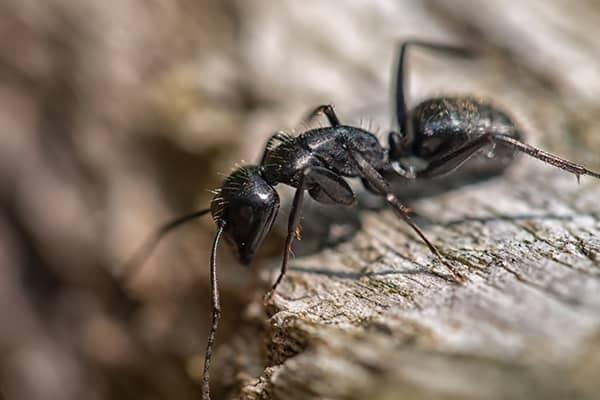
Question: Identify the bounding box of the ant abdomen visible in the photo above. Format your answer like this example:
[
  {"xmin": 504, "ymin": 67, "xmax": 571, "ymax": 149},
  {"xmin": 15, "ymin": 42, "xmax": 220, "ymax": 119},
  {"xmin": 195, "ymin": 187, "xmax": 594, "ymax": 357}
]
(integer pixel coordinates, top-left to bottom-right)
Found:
[
  {"xmin": 406, "ymin": 96, "xmax": 522, "ymax": 177},
  {"xmin": 412, "ymin": 97, "xmax": 519, "ymax": 154}
]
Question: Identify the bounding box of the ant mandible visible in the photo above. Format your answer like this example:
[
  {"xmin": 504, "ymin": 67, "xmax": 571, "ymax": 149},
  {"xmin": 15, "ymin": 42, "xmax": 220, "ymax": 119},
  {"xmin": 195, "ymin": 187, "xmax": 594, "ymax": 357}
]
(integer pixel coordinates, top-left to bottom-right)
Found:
[{"xmin": 122, "ymin": 40, "xmax": 600, "ymax": 400}]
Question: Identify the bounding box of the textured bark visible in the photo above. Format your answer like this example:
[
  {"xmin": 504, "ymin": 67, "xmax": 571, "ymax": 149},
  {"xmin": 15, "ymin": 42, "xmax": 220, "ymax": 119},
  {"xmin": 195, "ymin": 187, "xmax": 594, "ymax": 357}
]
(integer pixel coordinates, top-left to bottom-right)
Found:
[
  {"xmin": 228, "ymin": 164, "xmax": 600, "ymax": 400},
  {"xmin": 3, "ymin": 1, "xmax": 600, "ymax": 399},
  {"xmin": 217, "ymin": 2, "xmax": 600, "ymax": 398}
]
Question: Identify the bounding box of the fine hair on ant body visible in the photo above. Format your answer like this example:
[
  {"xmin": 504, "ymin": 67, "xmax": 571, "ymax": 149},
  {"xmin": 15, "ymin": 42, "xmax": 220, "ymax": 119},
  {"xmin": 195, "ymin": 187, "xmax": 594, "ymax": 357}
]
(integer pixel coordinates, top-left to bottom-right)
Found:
[{"xmin": 122, "ymin": 40, "xmax": 600, "ymax": 400}]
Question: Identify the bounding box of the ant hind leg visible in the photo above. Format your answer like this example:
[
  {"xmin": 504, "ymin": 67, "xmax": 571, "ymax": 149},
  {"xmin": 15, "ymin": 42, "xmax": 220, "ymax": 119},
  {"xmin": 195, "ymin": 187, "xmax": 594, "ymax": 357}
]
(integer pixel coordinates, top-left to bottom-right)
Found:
[
  {"xmin": 415, "ymin": 135, "xmax": 492, "ymax": 178},
  {"xmin": 492, "ymin": 134, "xmax": 600, "ymax": 182},
  {"xmin": 415, "ymin": 133, "xmax": 600, "ymax": 181},
  {"xmin": 350, "ymin": 147, "xmax": 465, "ymax": 283},
  {"xmin": 394, "ymin": 40, "xmax": 476, "ymax": 135}
]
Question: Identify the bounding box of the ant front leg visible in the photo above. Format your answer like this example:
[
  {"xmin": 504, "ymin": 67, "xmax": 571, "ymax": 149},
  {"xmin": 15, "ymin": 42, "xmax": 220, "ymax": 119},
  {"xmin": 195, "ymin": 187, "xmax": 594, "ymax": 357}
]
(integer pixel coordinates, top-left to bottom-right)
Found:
[
  {"xmin": 265, "ymin": 166, "xmax": 355, "ymax": 300},
  {"xmin": 349, "ymin": 146, "xmax": 465, "ymax": 283},
  {"xmin": 264, "ymin": 177, "xmax": 307, "ymax": 301}
]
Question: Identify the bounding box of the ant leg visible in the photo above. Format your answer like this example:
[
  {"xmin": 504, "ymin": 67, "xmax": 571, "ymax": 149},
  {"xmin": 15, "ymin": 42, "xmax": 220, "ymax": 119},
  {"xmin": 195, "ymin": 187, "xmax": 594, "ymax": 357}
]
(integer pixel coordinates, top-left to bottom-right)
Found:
[
  {"xmin": 350, "ymin": 148, "xmax": 465, "ymax": 283},
  {"xmin": 260, "ymin": 131, "xmax": 293, "ymax": 165},
  {"xmin": 416, "ymin": 135, "xmax": 492, "ymax": 178},
  {"xmin": 493, "ymin": 134, "xmax": 600, "ymax": 182},
  {"xmin": 202, "ymin": 223, "xmax": 225, "ymax": 400},
  {"xmin": 417, "ymin": 134, "xmax": 600, "ymax": 181},
  {"xmin": 393, "ymin": 40, "xmax": 475, "ymax": 136},
  {"xmin": 265, "ymin": 167, "xmax": 354, "ymax": 300},
  {"xmin": 304, "ymin": 104, "xmax": 341, "ymax": 127},
  {"xmin": 121, "ymin": 208, "xmax": 211, "ymax": 281},
  {"xmin": 264, "ymin": 175, "xmax": 308, "ymax": 300}
]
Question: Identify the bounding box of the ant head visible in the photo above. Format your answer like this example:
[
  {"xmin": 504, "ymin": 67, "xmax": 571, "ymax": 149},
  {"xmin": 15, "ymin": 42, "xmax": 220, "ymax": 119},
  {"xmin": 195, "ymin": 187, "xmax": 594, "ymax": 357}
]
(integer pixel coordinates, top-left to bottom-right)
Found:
[{"xmin": 211, "ymin": 166, "xmax": 279, "ymax": 265}]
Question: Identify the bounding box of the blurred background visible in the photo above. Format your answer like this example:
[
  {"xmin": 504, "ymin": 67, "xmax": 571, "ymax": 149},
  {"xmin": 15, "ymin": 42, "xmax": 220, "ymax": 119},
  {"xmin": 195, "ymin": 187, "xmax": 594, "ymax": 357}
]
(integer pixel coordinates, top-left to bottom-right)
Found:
[{"xmin": 1, "ymin": 1, "xmax": 600, "ymax": 399}]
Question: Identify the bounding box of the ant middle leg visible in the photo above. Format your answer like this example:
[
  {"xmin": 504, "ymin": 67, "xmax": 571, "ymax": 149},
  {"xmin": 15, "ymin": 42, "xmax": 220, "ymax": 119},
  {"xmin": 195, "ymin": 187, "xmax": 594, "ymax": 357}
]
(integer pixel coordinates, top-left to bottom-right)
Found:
[{"xmin": 349, "ymin": 147, "xmax": 465, "ymax": 283}]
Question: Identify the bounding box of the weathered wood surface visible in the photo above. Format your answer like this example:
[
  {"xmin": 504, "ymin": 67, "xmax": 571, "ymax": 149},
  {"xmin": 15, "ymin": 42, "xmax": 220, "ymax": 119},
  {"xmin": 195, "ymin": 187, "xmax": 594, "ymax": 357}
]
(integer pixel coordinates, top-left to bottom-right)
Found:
[
  {"xmin": 225, "ymin": 164, "xmax": 600, "ymax": 399},
  {"xmin": 3, "ymin": 1, "xmax": 600, "ymax": 399},
  {"xmin": 217, "ymin": 2, "xmax": 600, "ymax": 398}
]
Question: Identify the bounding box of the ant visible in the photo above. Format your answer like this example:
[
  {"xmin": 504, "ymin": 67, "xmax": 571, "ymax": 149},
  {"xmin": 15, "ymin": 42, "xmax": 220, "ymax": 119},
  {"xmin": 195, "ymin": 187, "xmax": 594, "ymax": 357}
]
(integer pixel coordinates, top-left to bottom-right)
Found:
[{"xmin": 122, "ymin": 40, "xmax": 600, "ymax": 400}]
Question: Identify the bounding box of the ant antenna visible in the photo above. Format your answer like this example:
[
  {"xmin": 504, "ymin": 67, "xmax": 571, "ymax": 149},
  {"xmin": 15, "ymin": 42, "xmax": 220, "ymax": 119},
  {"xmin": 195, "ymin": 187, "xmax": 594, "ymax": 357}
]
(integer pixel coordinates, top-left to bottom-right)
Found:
[
  {"xmin": 202, "ymin": 223, "xmax": 225, "ymax": 400},
  {"xmin": 120, "ymin": 208, "xmax": 211, "ymax": 281}
]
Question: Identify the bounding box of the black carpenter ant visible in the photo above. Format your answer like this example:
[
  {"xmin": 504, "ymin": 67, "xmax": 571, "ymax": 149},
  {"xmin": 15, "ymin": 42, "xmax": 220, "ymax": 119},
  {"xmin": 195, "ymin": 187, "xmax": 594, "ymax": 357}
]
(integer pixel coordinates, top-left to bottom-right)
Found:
[{"xmin": 122, "ymin": 40, "xmax": 600, "ymax": 400}]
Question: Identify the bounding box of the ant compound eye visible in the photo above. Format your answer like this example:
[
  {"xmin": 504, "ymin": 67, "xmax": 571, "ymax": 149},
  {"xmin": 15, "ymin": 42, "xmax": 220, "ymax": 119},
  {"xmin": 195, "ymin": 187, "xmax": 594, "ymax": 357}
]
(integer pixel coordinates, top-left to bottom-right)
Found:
[{"xmin": 211, "ymin": 166, "xmax": 280, "ymax": 265}]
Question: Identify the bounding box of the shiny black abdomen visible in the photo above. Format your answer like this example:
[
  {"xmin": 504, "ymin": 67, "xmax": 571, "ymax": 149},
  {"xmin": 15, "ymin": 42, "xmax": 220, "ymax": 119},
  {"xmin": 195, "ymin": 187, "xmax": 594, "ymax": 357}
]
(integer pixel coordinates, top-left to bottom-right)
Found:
[{"xmin": 410, "ymin": 97, "xmax": 521, "ymax": 160}]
